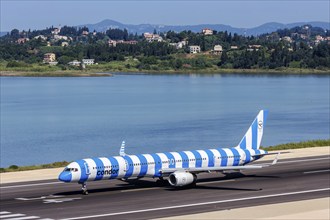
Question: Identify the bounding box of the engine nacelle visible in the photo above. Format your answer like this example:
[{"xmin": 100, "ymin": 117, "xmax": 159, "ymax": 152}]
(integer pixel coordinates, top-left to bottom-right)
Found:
[{"xmin": 168, "ymin": 171, "xmax": 196, "ymax": 187}]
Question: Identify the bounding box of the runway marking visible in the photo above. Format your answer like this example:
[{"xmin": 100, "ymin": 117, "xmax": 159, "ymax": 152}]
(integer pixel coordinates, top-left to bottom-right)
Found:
[
  {"xmin": 0, "ymin": 182, "xmax": 61, "ymax": 189},
  {"xmin": 0, "ymin": 213, "xmax": 25, "ymax": 218},
  {"xmin": 43, "ymin": 197, "xmax": 82, "ymax": 204},
  {"xmin": 6, "ymin": 216, "xmax": 39, "ymax": 220},
  {"xmin": 121, "ymin": 187, "xmax": 161, "ymax": 193},
  {"xmin": 60, "ymin": 188, "xmax": 330, "ymax": 220},
  {"xmin": 0, "ymin": 211, "xmax": 53, "ymax": 220},
  {"xmin": 198, "ymin": 179, "xmax": 235, "ymax": 185},
  {"xmin": 304, "ymin": 169, "xmax": 330, "ymax": 174},
  {"xmin": 15, "ymin": 195, "xmax": 81, "ymax": 204},
  {"xmin": 0, "ymin": 212, "xmax": 10, "ymax": 215}
]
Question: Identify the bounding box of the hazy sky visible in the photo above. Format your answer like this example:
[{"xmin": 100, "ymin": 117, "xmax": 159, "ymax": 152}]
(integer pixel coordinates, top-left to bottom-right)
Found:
[{"xmin": 1, "ymin": 0, "xmax": 329, "ymax": 31}]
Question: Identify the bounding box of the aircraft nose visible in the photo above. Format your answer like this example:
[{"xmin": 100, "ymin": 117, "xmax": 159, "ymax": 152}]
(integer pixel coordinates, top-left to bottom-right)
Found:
[{"xmin": 58, "ymin": 172, "xmax": 72, "ymax": 182}]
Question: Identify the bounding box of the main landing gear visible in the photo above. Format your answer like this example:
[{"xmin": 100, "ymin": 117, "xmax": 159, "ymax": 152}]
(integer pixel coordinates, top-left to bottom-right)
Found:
[
  {"xmin": 156, "ymin": 177, "xmax": 168, "ymax": 186},
  {"xmin": 81, "ymin": 182, "xmax": 88, "ymax": 195}
]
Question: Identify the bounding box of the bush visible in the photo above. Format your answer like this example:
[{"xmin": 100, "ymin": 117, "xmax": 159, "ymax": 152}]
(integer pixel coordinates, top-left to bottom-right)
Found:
[
  {"xmin": 9, "ymin": 165, "xmax": 18, "ymax": 169},
  {"xmin": 6, "ymin": 61, "xmax": 30, "ymax": 68}
]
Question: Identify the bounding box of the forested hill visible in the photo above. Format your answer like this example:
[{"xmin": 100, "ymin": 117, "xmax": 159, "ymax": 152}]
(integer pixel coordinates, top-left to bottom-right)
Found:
[{"xmin": 0, "ymin": 24, "xmax": 329, "ymax": 72}]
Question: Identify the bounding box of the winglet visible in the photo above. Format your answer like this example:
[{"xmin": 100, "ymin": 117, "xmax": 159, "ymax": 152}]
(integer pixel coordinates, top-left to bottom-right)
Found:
[{"xmin": 119, "ymin": 141, "xmax": 126, "ymax": 156}]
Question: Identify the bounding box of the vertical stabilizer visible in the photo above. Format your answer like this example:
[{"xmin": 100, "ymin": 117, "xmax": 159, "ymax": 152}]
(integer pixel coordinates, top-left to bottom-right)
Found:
[{"xmin": 238, "ymin": 110, "xmax": 268, "ymax": 150}]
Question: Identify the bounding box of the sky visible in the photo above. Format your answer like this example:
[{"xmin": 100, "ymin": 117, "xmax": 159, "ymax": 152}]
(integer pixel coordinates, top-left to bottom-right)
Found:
[{"xmin": 1, "ymin": 0, "xmax": 329, "ymax": 31}]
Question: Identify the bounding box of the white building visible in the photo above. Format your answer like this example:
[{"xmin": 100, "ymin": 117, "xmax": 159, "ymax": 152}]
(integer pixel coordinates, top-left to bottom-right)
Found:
[
  {"xmin": 61, "ymin": 42, "xmax": 69, "ymax": 47},
  {"xmin": 51, "ymin": 27, "xmax": 61, "ymax": 35},
  {"xmin": 202, "ymin": 28, "xmax": 213, "ymax": 36},
  {"xmin": 247, "ymin": 45, "xmax": 262, "ymax": 51},
  {"xmin": 34, "ymin": 35, "xmax": 47, "ymax": 41},
  {"xmin": 170, "ymin": 40, "xmax": 188, "ymax": 49},
  {"xmin": 82, "ymin": 59, "xmax": 95, "ymax": 65},
  {"xmin": 281, "ymin": 36, "xmax": 293, "ymax": 43},
  {"xmin": 212, "ymin": 45, "xmax": 223, "ymax": 54},
  {"xmin": 189, "ymin": 45, "xmax": 201, "ymax": 53},
  {"xmin": 68, "ymin": 60, "xmax": 81, "ymax": 66},
  {"xmin": 53, "ymin": 35, "xmax": 71, "ymax": 41},
  {"xmin": 144, "ymin": 32, "xmax": 163, "ymax": 42}
]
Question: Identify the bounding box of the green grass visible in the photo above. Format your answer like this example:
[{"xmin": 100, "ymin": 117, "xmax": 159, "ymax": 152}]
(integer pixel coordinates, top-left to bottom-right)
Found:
[
  {"xmin": 0, "ymin": 139, "xmax": 329, "ymax": 173},
  {"xmin": 1, "ymin": 59, "xmax": 329, "ymax": 76},
  {"xmin": 0, "ymin": 161, "xmax": 69, "ymax": 173},
  {"xmin": 260, "ymin": 139, "xmax": 330, "ymax": 151}
]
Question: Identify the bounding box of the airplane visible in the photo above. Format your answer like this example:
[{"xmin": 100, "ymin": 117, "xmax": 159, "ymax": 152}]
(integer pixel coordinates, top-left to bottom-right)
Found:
[{"xmin": 59, "ymin": 110, "xmax": 280, "ymax": 195}]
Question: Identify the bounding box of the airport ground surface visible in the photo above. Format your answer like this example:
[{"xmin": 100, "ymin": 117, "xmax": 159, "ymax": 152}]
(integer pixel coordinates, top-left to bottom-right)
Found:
[{"xmin": 0, "ymin": 147, "xmax": 329, "ymax": 220}]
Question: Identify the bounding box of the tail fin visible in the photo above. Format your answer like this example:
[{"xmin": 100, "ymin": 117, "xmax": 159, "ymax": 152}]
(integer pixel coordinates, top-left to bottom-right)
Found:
[{"xmin": 238, "ymin": 110, "xmax": 268, "ymax": 150}]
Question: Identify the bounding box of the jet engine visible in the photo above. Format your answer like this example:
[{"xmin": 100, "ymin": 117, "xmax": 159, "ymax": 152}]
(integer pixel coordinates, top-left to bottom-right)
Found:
[{"xmin": 168, "ymin": 171, "xmax": 197, "ymax": 187}]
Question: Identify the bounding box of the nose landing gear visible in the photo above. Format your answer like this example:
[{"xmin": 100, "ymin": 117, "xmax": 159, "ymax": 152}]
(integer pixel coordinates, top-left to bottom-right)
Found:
[{"xmin": 81, "ymin": 183, "xmax": 88, "ymax": 195}]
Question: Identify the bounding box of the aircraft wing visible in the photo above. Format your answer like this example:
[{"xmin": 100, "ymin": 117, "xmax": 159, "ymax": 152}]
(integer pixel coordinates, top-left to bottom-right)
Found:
[
  {"xmin": 160, "ymin": 165, "xmax": 264, "ymax": 174},
  {"xmin": 160, "ymin": 152, "xmax": 281, "ymax": 174}
]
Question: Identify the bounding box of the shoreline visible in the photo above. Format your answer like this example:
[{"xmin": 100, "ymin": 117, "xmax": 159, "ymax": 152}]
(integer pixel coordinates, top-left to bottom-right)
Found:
[
  {"xmin": 0, "ymin": 71, "xmax": 112, "ymax": 77},
  {"xmin": 1, "ymin": 67, "xmax": 329, "ymax": 77}
]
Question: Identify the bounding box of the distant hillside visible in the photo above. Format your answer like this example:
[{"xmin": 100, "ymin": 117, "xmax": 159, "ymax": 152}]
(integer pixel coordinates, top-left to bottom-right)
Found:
[
  {"xmin": 79, "ymin": 19, "xmax": 330, "ymax": 35},
  {"xmin": 0, "ymin": 32, "xmax": 8, "ymax": 37}
]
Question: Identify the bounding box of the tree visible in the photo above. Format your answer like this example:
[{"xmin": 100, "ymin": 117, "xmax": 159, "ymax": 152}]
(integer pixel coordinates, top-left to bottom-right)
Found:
[
  {"xmin": 219, "ymin": 50, "xmax": 228, "ymax": 66},
  {"xmin": 10, "ymin": 29, "xmax": 20, "ymax": 40},
  {"xmin": 57, "ymin": 55, "xmax": 73, "ymax": 65}
]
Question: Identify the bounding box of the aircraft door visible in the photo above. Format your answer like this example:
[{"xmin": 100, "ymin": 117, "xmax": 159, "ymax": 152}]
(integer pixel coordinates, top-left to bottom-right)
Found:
[
  {"xmin": 84, "ymin": 162, "xmax": 91, "ymax": 175},
  {"xmin": 124, "ymin": 160, "xmax": 129, "ymax": 172}
]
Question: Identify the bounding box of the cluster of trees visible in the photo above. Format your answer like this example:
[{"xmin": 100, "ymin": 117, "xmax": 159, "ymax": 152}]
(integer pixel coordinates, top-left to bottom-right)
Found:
[
  {"xmin": 0, "ymin": 24, "xmax": 329, "ymax": 70},
  {"xmin": 218, "ymin": 41, "xmax": 329, "ymax": 69}
]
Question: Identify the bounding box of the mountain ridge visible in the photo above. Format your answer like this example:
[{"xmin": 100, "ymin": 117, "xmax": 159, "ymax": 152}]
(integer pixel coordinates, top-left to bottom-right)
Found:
[{"xmin": 78, "ymin": 19, "xmax": 329, "ymax": 35}]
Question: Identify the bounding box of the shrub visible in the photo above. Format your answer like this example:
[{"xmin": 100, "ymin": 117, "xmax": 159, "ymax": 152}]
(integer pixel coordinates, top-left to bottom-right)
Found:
[{"xmin": 9, "ymin": 165, "xmax": 18, "ymax": 169}]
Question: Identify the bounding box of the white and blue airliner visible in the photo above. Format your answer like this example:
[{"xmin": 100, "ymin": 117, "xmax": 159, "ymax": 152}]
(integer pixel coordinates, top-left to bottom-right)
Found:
[{"xmin": 59, "ymin": 110, "xmax": 280, "ymax": 194}]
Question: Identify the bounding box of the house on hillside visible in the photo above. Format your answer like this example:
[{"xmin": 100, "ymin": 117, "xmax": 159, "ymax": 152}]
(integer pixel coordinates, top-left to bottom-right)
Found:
[
  {"xmin": 82, "ymin": 59, "xmax": 95, "ymax": 65},
  {"xmin": 189, "ymin": 45, "xmax": 201, "ymax": 53},
  {"xmin": 82, "ymin": 31, "xmax": 89, "ymax": 36},
  {"xmin": 51, "ymin": 27, "xmax": 61, "ymax": 35},
  {"xmin": 170, "ymin": 40, "xmax": 188, "ymax": 49},
  {"xmin": 43, "ymin": 53, "xmax": 56, "ymax": 63},
  {"xmin": 247, "ymin": 45, "xmax": 262, "ymax": 51},
  {"xmin": 68, "ymin": 60, "xmax": 81, "ymax": 66},
  {"xmin": 211, "ymin": 45, "xmax": 223, "ymax": 55},
  {"xmin": 202, "ymin": 28, "xmax": 213, "ymax": 36},
  {"xmin": 34, "ymin": 35, "xmax": 47, "ymax": 41},
  {"xmin": 108, "ymin": 40, "xmax": 117, "ymax": 47},
  {"xmin": 143, "ymin": 32, "xmax": 163, "ymax": 42},
  {"xmin": 16, "ymin": 38, "xmax": 29, "ymax": 44},
  {"xmin": 61, "ymin": 42, "xmax": 69, "ymax": 47},
  {"xmin": 281, "ymin": 36, "xmax": 293, "ymax": 43}
]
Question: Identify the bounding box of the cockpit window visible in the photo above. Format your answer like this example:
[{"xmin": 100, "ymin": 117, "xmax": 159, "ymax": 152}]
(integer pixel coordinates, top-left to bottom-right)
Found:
[{"xmin": 64, "ymin": 168, "xmax": 78, "ymax": 172}]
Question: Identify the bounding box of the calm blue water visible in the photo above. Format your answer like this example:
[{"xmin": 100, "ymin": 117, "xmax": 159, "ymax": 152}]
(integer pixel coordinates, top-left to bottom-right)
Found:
[{"xmin": 1, "ymin": 74, "xmax": 329, "ymax": 167}]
